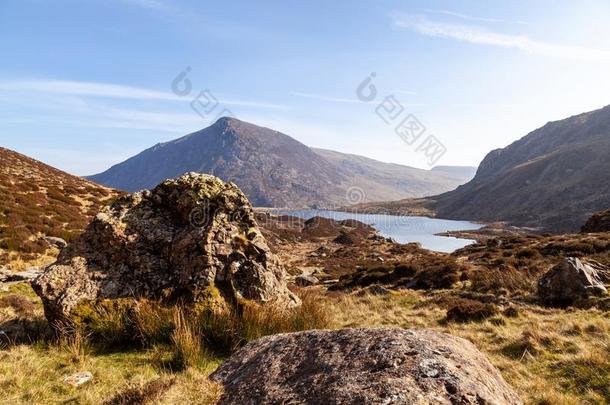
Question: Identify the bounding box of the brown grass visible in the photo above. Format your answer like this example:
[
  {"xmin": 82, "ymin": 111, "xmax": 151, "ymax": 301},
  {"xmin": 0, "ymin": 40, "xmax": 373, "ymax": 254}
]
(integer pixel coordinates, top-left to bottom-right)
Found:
[
  {"xmin": 104, "ymin": 377, "xmax": 176, "ymax": 405},
  {"xmin": 171, "ymin": 307, "xmax": 204, "ymax": 370}
]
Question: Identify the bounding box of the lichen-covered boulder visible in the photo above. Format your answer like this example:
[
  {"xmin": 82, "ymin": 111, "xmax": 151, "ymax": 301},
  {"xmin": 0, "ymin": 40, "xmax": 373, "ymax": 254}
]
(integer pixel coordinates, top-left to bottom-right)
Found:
[
  {"xmin": 32, "ymin": 172, "xmax": 299, "ymax": 326},
  {"xmin": 211, "ymin": 328, "xmax": 522, "ymax": 405},
  {"xmin": 538, "ymin": 257, "xmax": 608, "ymax": 305}
]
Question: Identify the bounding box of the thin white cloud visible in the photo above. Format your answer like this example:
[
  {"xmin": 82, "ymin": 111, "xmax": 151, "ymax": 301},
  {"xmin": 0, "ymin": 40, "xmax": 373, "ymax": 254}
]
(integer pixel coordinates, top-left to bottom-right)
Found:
[
  {"xmin": 117, "ymin": 0, "xmax": 170, "ymax": 11},
  {"xmin": 423, "ymin": 9, "xmax": 529, "ymax": 25},
  {"xmin": 0, "ymin": 79, "xmax": 288, "ymax": 110},
  {"xmin": 293, "ymin": 92, "xmax": 363, "ymax": 104},
  {"xmin": 392, "ymin": 13, "xmax": 610, "ymax": 62}
]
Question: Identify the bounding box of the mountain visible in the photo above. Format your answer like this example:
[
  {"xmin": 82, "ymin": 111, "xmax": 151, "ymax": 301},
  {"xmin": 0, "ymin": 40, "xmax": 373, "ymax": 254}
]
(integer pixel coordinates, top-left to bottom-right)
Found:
[
  {"xmin": 312, "ymin": 148, "xmax": 476, "ymax": 202},
  {"xmin": 432, "ymin": 105, "xmax": 610, "ymax": 231},
  {"xmin": 0, "ymin": 147, "xmax": 118, "ymax": 264},
  {"xmin": 89, "ymin": 118, "xmax": 474, "ymax": 208}
]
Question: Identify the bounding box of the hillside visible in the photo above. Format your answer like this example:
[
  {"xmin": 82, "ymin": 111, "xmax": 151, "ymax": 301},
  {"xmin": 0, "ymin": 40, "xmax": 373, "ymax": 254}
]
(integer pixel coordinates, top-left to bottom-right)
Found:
[
  {"xmin": 431, "ymin": 105, "xmax": 610, "ymax": 231},
  {"xmin": 347, "ymin": 105, "xmax": 610, "ymax": 232},
  {"xmin": 0, "ymin": 147, "xmax": 118, "ymax": 265},
  {"xmin": 313, "ymin": 148, "xmax": 475, "ymax": 202},
  {"xmin": 89, "ymin": 118, "xmax": 474, "ymax": 208}
]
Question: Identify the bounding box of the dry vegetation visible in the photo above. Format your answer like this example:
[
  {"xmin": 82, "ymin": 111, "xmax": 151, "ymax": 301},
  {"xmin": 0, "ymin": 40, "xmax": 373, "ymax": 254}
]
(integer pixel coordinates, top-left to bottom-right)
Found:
[
  {"xmin": 0, "ymin": 283, "xmax": 330, "ymax": 404},
  {"xmin": 0, "ymin": 203, "xmax": 608, "ymax": 403},
  {"xmin": 1, "ymin": 280, "xmax": 608, "ymax": 404},
  {"xmin": 0, "ymin": 148, "xmax": 118, "ymax": 267}
]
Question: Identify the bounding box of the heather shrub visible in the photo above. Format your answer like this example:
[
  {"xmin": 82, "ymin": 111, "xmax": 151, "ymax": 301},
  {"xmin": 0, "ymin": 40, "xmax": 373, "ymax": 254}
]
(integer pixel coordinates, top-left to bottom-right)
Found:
[{"xmin": 445, "ymin": 299, "xmax": 499, "ymax": 322}]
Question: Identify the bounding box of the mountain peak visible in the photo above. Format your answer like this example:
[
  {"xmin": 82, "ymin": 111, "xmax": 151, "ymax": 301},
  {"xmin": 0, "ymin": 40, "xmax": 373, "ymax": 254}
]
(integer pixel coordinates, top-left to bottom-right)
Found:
[
  {"xmin": 211, "ymin": 116, "xmax": 253, "ymax": 133},
  {"xmin": 88, "ymin": 120, "xmax": 474, "ymax": 207}
]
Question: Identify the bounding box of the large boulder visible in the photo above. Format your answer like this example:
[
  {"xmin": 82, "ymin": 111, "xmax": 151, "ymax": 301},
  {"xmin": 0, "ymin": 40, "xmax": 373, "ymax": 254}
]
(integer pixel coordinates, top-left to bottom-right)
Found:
[
  {"xmin": 32, "ymin": 173, "xmax": 299, "ymax": 326},
  {"xmin": 211, "ymin": 328, "xmax": 522, "ymax": 405},
  {"xmin": 538, "ymin": 257, "xmax": 608, "ymax": 305}
]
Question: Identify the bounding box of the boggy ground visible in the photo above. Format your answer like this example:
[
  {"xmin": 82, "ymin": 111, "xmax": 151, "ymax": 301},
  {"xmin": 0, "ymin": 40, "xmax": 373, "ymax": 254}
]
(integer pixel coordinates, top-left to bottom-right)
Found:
[{"xmin": 0, "ymin": 214, "xmax": 608, "ymax": 404}]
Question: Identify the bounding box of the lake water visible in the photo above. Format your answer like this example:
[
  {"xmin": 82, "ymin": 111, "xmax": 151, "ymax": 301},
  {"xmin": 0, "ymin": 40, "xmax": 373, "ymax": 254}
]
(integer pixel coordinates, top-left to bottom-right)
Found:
[{"xmin": 275, "ymin": 210, "xmax": 483, "ymax": 253}]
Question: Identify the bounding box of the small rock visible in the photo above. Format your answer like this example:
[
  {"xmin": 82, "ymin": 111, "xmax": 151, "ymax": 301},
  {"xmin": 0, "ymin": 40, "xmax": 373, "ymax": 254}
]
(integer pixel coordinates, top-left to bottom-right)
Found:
[
  {"xmin": 356, "ymin": 284, "xmax": 390, "ymax": 297},
  {"xmin": 315, "ymin": 245, "xmax": 331, "ymax": 254},
  {"xmin": 43, "ymin": 236, "xmax": 68, "ymax": 249},
  {"xmin": 333, "ymin": 232, "xmax": 354, "ymax": 245},
  {"xmin": 0, "ymin": 266, "xmax": 11, "ymax": 282},
  {"xmin": 8, "ymin": 267, "xmax": 41, "ymax": 282},
  {"xmin": 295, "ymin": 275, "xmax": 319, "ymax": 287},
  {"xmin": 63, "ymin": 371, "xmax": 93, "ymax": 387}
]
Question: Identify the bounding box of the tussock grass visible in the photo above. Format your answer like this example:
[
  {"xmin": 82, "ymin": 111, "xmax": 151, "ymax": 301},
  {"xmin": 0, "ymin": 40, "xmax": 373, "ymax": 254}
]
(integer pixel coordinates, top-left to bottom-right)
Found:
[{"xmin": 171, "ymin": 307, "xmax": 204, "ymax": 370}]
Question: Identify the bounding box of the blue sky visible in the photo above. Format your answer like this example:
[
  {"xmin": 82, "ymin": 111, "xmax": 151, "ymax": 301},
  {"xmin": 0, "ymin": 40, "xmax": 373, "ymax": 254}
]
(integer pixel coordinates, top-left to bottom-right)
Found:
[{"xmin": 2, "ymin": 0, "xmax": 610, "ymax": 175}]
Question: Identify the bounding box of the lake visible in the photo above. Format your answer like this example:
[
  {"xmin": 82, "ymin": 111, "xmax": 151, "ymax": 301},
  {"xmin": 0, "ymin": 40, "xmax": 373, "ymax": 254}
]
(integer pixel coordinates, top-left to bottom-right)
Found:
[{"xmin": 275, "ymin": 210, "xmax": 483, "ymax": 253}]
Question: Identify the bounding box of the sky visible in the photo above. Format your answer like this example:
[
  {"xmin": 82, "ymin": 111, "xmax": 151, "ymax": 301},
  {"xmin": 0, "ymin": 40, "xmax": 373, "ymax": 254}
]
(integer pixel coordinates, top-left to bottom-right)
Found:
[{"xmin": 2, "ymin": 0, "xmax": 610, "ymax": 175}]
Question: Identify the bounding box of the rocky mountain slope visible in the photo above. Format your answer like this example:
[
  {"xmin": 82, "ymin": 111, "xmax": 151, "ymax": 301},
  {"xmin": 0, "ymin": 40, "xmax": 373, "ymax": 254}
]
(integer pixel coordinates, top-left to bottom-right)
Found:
[
  {"xmin": 431, "ymin": 105, "xmax": 610, "ymax": 231},
  {"xmin": 351, "ymin": 105, "xmax": 610, "ymax": 232},
  {"xmin": 0, "ymin": 147, "xmax": 118, "ymax": 265},
  {"xmin": 89, "ymin": 118, "xmax": 474, "ymax": 208}
]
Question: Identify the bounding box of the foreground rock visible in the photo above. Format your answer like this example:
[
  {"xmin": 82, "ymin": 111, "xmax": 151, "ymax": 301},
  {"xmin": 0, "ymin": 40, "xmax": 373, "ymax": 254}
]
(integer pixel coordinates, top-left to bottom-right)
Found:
[
  {"xmin": 32, "ymin": 173, "xmax": 298, "ymax": 326},
  {"xmin": 538, "ymin": 257, "xmax": 608, "ymax": 305},
  {"xmin": 211, "ymin": 328, "xmax": 522, "ymax": 405}
]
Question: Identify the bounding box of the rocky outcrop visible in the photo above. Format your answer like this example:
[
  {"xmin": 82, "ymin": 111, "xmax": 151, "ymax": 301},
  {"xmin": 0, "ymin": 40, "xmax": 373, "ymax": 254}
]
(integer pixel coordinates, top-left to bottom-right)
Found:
[
  {"xmin": 538, "ymin": 257, "xmax": 608, "ymax": 305},
  {"xmin": 211, "ymin": 328, "xmax": 522, "ymax": 405},
  {"xmin": 581, "ymin": 209, "xmax": 610, "ymax": 233},
  {"xmin": 32, "ymin": 173, "xmax": 298, "ymax": 326}
]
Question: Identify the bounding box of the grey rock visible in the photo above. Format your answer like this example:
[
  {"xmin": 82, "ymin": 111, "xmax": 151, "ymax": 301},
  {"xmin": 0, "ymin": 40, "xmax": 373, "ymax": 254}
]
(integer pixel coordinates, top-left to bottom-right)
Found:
[
  {"xmin": 211, "ymin": 328, "xmax": 522, "ymax": 405},
  {"xmin": 294, "ymin": 275, "xmax": 319, "ymax": 287},
  {"xmin": 0, "ymin": 266, "xmax": 11, "ymax": 282},
  {"xmin": 8, "ymin": 267, "xmax": 41, "ymax": 282},
  {"xmin": 43, "ymin": 236, "xmax": 68, "ymax": 249},
  {"xmin": 538, "ymin": 257, "xmax": 608, "ymax": 305},
  {"xmin": 63, "ymin": 371, "xmax": 93, "ymax": 387},
  {"xmin": 356, "ymin": 284, "xmax": 390, "ymax": 297},
  {"xmin": 32, "ymin": 173, "xmax": 299, "ymax": 326}
]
